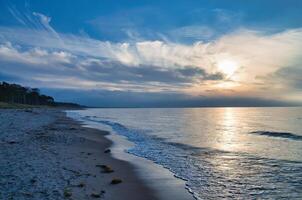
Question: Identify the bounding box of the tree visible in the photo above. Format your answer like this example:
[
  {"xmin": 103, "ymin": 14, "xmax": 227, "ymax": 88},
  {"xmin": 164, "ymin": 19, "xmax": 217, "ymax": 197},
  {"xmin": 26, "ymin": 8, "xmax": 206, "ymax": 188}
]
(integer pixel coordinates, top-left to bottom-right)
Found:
[{"xmin": 0, "ymin": 82, "xmax": 55, "ymax": 105}]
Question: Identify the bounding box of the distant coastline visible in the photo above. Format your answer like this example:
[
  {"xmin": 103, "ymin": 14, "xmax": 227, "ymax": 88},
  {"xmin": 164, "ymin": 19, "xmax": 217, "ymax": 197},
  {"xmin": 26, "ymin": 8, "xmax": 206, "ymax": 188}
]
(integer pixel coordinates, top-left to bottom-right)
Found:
[{"xmin": 0, "ymin": 81, "xmax": 83, "ymax": 108}]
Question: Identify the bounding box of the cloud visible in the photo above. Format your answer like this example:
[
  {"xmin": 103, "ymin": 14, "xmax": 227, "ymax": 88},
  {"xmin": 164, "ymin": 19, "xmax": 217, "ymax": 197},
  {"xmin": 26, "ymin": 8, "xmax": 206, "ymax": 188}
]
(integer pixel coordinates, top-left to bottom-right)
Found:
[
  {"xmin": 81, "ymin": 60, "xmax": 224, "ymax": 84},
  {"xmin": 169, "ymin": 25, "xmax": 215, "ymax": 40},
  {"xmin": 1, "ymin": 11, "xmax": 302, "ymax": 103},
  {"xmin": 32, "ymin": 12, "xmax": 51, "ymax": 25},
  {"xmin": 1, "ymin": 25, "xmax": 301, "ymax": 73},
  {"xmin": 258, "ymin": 66, "xmax": 302, "ymax": 93},
  {"xmin": 212, "ymin": 8, "xmax": 243, "ymax": 24},
  {"xmin": 7, "ymin": 6, "xmax": 27, "ymax": 26},
  {"xmin": 31, "ymin": 12, "xmax": 64, "ymax": 45},
  {"xmin": 274, "ymin": 67, "xmax": 302, "ymax": 89},
  {"xmin": 0, "ymin": 42, "xmax": 74, "ymax": 65},
  {"xmin": 0, "ymin": 42, "xmax": 225, "ymax": 94}
]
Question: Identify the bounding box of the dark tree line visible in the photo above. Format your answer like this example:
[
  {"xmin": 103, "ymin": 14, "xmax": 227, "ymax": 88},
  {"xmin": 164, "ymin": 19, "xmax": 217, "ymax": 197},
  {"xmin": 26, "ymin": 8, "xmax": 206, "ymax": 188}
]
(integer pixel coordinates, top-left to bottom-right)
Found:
[{"xmin": 0, "ymin": 82, "xmax": 55, "ymax": 105}]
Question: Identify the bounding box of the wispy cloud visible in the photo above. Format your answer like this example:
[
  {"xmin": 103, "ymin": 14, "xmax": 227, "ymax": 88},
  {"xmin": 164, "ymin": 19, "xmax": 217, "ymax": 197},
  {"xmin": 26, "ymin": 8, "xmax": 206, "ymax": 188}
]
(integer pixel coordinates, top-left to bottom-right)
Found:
[
  {"xmin": 169, "ymin": 25, "xmax": 215, "ymax": 41},
  {"xmin": 1, "ymin": 11, "xmax": 302, "ymax": 102},
  {"xmin": 32, "ymin": 12, "xmax": 62, "ymax": 41}
]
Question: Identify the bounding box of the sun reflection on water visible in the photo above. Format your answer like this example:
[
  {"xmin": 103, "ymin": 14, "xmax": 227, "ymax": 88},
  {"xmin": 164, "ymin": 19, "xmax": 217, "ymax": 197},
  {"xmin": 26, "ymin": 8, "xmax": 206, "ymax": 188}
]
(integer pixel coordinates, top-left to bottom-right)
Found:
[{"xmin": 215, "ymin": 107, "xmax": 241, "ymax": 152}]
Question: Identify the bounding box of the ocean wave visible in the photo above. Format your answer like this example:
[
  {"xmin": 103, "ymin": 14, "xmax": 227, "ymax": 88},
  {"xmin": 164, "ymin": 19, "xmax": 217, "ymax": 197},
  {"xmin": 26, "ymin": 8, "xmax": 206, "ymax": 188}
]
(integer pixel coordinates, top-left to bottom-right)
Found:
[
  {"xmin": 250, "ymin": 131, "xmax": 302, "ymax": 141},
  {"xmin": 80, "ymin": 115, "xmax": 302, "ymax": 199}
]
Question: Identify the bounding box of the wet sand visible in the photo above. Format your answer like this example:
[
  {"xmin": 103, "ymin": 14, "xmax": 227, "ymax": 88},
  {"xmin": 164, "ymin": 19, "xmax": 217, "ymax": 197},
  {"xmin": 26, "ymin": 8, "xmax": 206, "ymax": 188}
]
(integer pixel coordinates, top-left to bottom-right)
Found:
[{"xmin": 0, "ymin": 108, "xmax": 194, "ymax": 200}]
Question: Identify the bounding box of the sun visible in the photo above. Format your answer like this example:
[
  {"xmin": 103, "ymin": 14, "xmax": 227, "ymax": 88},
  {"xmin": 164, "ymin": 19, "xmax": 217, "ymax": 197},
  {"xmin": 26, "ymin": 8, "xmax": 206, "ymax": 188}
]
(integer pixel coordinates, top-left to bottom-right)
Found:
[{"xmin": 217, "ymin": 60, "xmax": 238, "ymax": 77}]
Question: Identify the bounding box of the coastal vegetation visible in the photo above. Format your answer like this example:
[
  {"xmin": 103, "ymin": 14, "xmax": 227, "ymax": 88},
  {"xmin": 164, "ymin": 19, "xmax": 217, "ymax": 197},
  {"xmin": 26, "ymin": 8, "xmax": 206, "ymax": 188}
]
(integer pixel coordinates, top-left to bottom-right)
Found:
[{"xmin": 0, "ymin": 81, "xmax": 81, "ymax": 108}]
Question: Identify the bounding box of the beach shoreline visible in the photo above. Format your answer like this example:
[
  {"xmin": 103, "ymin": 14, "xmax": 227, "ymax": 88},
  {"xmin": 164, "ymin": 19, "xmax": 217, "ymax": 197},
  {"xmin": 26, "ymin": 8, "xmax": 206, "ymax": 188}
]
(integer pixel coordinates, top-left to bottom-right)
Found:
[
  {"xmin": 69, "ymin": 110, "xmax": 195, "ymax": 200},
  {"xmin": 0, "ymin": 108, "xmax": 194, "ymax": 200}
]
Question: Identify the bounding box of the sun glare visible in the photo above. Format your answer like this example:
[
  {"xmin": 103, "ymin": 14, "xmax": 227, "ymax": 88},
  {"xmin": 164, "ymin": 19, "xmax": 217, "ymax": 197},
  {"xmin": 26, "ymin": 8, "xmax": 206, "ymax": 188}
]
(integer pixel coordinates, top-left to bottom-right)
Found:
[{"xmin": 218, "ymin": 60, "xmax": 238, "ymax": 77}]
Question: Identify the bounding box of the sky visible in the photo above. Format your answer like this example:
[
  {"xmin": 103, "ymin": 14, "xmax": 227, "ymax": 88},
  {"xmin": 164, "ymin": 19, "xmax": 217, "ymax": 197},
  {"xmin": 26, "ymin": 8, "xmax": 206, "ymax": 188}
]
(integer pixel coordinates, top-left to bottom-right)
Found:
[{"xmin": 0, "ymin": 0, "xmax": 302, "ymax": 107}]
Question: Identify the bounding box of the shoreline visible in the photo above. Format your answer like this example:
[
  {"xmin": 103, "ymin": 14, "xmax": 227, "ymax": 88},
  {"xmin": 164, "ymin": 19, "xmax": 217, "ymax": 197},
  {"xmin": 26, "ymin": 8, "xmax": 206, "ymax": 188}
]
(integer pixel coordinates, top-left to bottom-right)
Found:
[
  {"xmin": 0, "ymin": 108, "xmax": 194, "ymax": 200},
  {"xmin": 73, "ymin": 112, "xmax": 195, "ymax": 200},
  {"xmin": 0, "ymin": 108, "xmax": 156, "ymax": 199}
]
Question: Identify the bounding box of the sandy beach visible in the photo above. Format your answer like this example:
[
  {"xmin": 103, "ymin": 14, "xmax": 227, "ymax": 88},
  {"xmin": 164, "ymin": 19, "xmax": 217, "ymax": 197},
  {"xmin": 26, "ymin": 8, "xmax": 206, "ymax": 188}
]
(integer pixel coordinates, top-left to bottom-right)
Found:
[
  {"xmin": 0, "ymin": 108, "xmax": 155, "ymax": 200},
  {"xmin": 0, "ymin": 108, "xmax": 194, "ymax": 200}
]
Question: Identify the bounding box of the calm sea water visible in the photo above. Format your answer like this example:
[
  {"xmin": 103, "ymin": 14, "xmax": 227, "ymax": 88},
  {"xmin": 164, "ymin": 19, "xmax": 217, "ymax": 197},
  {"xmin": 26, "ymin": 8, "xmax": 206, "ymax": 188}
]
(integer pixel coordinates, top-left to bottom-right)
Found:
[{"xmin": 68, "ymin": 107, "xmax": 302, "ymax": 199}]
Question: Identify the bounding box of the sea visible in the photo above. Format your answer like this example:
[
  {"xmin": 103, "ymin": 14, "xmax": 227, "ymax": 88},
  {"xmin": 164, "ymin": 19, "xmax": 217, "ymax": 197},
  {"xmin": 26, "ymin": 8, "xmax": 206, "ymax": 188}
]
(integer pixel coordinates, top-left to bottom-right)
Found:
[{"xmin": 67, "ymin": 107, "xmax": 302, "ymax": 199}]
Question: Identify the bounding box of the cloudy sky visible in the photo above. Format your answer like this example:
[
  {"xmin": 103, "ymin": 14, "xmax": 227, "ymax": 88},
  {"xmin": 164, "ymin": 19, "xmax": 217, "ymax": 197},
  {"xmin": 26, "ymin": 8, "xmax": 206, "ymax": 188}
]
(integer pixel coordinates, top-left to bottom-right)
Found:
[{"xmin": 0, "ymin": 0, "xmax": 302, "ymax": 107}]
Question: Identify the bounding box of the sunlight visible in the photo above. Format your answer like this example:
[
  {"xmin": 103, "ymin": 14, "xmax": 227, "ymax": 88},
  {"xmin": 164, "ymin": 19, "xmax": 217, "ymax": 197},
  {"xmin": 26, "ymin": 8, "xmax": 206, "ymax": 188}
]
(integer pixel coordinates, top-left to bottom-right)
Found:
[
  {"xmin": 216, "ymin": 107, "xmax": 239, "ymax": 151},
  {"xmin": 218, "ymin": 60, "xmax": 238, "ymax": 77},
  {"xmin": 215, "ymin": 81, "xmax": 239, "ymax": 89}
]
